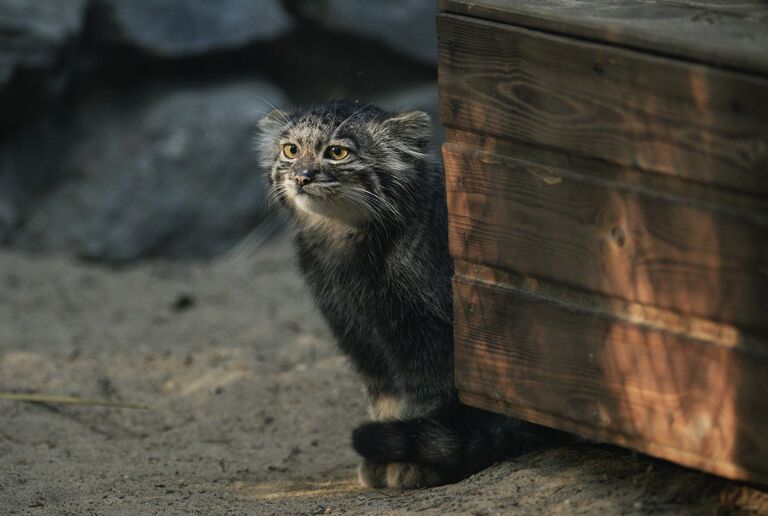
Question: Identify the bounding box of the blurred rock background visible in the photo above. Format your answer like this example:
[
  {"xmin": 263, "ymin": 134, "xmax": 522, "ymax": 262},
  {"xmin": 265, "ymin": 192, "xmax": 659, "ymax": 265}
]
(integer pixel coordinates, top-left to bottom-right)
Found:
[{"xmin": 0, "ymin": 0, "xmax": 440, "ymax": 262}]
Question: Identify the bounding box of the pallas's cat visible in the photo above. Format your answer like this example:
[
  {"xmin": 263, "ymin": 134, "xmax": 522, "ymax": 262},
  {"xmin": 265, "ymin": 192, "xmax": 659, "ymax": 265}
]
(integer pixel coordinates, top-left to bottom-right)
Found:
[{"xmin": 258, "ymin": 101, "xmax": 553, "ymax": 488}]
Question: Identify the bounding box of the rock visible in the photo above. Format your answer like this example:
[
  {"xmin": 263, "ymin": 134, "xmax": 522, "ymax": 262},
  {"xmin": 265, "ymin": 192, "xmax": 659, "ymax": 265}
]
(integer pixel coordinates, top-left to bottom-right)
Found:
[
  {"xmin": 0, "ymin": 0, "xmax": 86, "ymax": 88},
  {"xmin": 0, "ymin": 115, "xmax": 74, "ymax": 246},
  {"xmin": 92, "ymin": 0, "xmax": 292, "ymax": 57},
  {"xmin": 296, "ymin": 0, "xmax": 437, "ymax": 65},
  {"xmin": 0, "ymin": 175, "xmax": 19, "ymax": 244},
  {"xmin": 19, "ymin": 80, "xmax": 287, "ymax": 262}
]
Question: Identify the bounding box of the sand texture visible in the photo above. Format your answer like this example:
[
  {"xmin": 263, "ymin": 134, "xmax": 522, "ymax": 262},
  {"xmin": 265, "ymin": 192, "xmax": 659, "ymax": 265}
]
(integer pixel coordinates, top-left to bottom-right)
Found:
[{"xmin": 1, "ymin": 236, "xmax": 766, "ymax": 514}]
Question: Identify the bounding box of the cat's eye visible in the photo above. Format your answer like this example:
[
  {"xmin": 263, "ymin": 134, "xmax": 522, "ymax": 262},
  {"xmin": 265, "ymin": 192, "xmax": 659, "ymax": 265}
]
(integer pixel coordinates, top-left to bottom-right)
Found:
[
  {"xmin": 282, "ymin": 143, "xmax": 299, "ymax": 159},
  {"xmin": 325, "ymin": 146, "xmax": 350, "ymax": 161}
]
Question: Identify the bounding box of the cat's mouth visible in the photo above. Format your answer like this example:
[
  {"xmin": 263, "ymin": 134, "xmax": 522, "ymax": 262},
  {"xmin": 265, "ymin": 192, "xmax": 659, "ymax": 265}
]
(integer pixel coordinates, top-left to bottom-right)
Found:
[
  {"xmin": 297, "ymin": 181, "xmax": 341, "ymax": 197},
  {"xmin": 289, "ymin": 180, "xmax": 372, "ymax": 226}
]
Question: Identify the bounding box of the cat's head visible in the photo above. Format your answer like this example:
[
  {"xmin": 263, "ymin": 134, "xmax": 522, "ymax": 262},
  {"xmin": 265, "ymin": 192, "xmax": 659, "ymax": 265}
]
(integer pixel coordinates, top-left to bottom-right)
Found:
[{"xmin": 257, "ymin": 101, "xmax": 431, "ymax": 228}]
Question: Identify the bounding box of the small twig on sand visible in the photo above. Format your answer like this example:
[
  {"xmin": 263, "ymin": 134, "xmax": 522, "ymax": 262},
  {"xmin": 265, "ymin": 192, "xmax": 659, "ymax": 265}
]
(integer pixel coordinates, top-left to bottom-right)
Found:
[{"xmin": 0, "ymin": 392, "xmax": 150, "ymax": 410}]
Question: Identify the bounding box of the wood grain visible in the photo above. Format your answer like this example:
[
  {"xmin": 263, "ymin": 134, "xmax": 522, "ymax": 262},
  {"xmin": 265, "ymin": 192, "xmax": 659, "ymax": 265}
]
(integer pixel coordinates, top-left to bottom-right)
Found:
[
  {"xmin": 453, "ymin": 271, "xmax": 768, "ymax": 485},
  {"xmin": 445, "ymin": 128, "xmax": 768, "ymax": 222},
  {"xmin": 443, "ymin": 143, "xmax": 768, "ymax": 332},
  {"xmin": 437, "ymin": 13, "xmax": 768, "ymax": 193},
  {"xmin": 438, "ymin": 5, "xmax": 768, "ymax": 486},
  {"xmin": 454, "ymin": 260, "xmax": 768, "ymax": 359},
  {"xmin": 438, "ymin": 0, "xmax": 768, "ymax": 76}
]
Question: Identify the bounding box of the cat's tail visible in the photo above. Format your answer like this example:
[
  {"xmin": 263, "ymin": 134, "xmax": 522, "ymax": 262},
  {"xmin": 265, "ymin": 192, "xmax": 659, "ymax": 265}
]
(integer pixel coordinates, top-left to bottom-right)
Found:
[{"xmin": 352, "ymin": 403, "xmax": 564, "ymax": 487}]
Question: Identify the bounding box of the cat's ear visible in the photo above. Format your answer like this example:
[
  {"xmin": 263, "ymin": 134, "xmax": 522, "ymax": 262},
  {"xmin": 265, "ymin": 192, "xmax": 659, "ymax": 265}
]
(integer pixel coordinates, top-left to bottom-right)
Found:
[
  {"xmin": 383, "ymin": 111, "xmax": 432, "ymax": 146},
  {"xmin": 258, "ymin": 109, "xmax": 287, "ymax": 134}
]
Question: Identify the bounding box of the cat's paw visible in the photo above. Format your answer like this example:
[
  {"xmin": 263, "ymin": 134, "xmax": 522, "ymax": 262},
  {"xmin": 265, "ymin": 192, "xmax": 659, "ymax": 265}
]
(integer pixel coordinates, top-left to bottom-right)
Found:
[
  {"xmin": 385, "ymin": 462, "xmax": 443, "ymax": 489},
  {"xmin": 358, "ymin": 459, "xmax": 388, "ymax": 488},
  {"xmin": 358, "ymin": 460, "xmax": 449, "ymax": 489}
]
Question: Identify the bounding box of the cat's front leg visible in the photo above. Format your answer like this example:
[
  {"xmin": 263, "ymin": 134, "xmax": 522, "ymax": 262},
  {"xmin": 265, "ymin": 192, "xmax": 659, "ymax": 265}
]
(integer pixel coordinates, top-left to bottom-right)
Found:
[
  {"xmin": 368, "ymin": 392, "xmax": 403, "ymax": 421},
  {"xmin": 358, "ymin": 392, "xmax": 459, "ymax": 489}
]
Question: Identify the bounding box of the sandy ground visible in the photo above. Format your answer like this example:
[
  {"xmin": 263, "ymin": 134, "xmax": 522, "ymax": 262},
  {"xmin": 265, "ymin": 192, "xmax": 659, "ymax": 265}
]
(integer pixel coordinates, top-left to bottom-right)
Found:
[{"xmin": 1, "ymin": 235, "xmax": 766, "ymax": 515}]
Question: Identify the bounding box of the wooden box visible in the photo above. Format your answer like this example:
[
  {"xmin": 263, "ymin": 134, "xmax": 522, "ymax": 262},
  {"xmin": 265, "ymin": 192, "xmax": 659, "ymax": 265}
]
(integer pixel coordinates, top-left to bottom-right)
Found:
[{"xmin": 437, "ymin": 0, "xmax": 768, "ymax": 485}]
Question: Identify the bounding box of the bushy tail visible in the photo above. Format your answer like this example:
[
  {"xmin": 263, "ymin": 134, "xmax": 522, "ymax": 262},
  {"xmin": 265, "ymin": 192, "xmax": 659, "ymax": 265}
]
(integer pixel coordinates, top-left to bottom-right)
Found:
[{"xmin": 352, "ymin": 402, "xmax": 564, "ymax": 485}]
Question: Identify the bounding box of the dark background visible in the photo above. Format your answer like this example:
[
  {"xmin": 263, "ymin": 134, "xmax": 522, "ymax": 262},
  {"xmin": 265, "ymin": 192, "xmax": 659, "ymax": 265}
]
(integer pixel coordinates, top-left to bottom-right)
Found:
[{"xmin": 0, "ymin": 0, "xmax": 440, "ymax": 262}]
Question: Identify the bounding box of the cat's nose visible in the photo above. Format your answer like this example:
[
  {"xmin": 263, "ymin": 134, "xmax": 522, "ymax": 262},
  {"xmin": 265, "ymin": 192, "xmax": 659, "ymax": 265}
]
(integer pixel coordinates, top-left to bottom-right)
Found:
[{"xmin": 295, "ymin": 169, "xmax": 315, "ymax": 187}]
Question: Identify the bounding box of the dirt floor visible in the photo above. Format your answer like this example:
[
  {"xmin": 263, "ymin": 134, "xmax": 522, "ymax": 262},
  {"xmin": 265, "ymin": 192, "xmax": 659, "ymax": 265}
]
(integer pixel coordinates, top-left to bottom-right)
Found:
[{"xmin": 1, "ymin": 235, "xmax": 766, "ymax": 515}]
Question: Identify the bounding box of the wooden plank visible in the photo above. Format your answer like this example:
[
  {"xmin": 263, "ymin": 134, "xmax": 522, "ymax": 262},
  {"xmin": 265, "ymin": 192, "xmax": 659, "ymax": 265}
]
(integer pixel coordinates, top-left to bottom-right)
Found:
[
  {"xmin": 454, "ymin": 260, "xmax": 768, "ymax": 359},
  {"xmin": 437, "ymin": 13, "xmax": 768, "ymax": 193},
  {"xmin": 445, "ymin": 128, "xmax": 768, "ymax": 221},
  {"xmin": 438, "ymin": 0, "xmax": 768, "ymax": 77},
  {"xmin": 442, "ymin": 142, "xmax": 768, "ymax": 332},
  {"xmin": 452, "ymin": 270, "xmax": 768, "ymax": 485}
]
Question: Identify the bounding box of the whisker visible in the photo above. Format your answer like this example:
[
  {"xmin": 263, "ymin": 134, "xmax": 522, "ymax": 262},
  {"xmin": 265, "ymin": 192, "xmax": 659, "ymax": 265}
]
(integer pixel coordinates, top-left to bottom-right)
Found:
[
  {"xmin": 341, "ymin": 185, "xmax": 403, "ymax": 228},
  {"xmin": 252, "ymin": 95, "xmax": 292, "ymax": 126}
]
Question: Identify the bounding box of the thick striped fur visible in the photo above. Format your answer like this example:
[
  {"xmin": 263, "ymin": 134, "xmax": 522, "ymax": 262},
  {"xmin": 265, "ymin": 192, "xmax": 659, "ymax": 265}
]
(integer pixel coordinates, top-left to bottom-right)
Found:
[{"xmin": 258, "ymin": 101, "xmax": 558, "ymax": 489}]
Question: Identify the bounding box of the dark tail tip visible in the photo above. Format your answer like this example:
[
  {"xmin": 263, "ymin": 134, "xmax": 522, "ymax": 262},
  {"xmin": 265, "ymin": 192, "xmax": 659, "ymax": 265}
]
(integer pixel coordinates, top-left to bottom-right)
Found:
[{"xmin": 352, "ymin": 421, "xmax": 413, "ymax": 463}]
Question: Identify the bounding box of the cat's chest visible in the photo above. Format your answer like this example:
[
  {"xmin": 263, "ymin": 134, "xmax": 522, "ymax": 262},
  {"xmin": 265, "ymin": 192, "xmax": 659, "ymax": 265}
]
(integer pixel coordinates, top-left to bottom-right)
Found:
[
  {"xmin": 297, "ymin": 240, "xmax": 389, "ymax": 312},
  {"xmin": 306, "ymin": 250, "xmax": 381, "ymax": 296}
]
